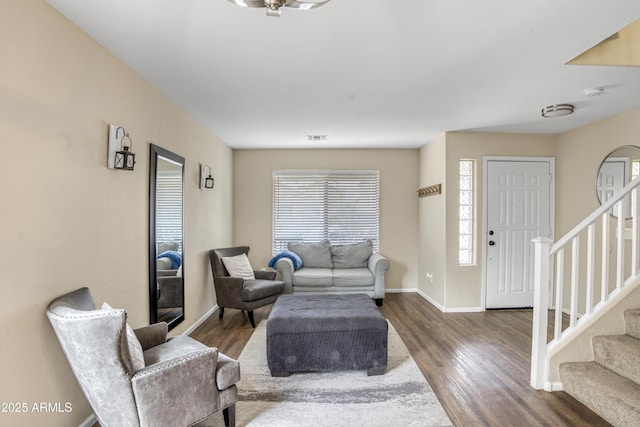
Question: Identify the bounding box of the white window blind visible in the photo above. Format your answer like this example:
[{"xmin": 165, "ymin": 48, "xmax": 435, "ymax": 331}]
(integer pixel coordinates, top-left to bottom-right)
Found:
[
  {"xmin": 273, "ymin": 170, "xmax": 380, "ymax": 254},
  {"xmin": 156, "ymin": 170, "xmax": 183, "ymax": 251}
]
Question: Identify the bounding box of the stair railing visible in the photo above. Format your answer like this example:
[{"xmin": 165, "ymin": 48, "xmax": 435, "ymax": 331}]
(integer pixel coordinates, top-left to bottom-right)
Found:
[{"xmin": 531, "ymin": 176, "xmax": 640, "ymax": 389}]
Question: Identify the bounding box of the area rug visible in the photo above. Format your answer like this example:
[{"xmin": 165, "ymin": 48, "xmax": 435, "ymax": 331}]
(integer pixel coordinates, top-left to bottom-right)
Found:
[{"xmin": 198, "ymin": 320, "xmax": 452, "ymax": 427}]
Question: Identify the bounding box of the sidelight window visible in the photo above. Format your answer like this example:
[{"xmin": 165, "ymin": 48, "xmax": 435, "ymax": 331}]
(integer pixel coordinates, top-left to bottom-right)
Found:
[{"xmin": 459, "ymin": 160, "xmax": 474, "ymax": 265}]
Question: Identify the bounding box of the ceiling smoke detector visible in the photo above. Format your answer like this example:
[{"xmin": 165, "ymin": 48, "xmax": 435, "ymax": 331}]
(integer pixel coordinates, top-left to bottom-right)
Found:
[
  {"xmin": 541, "ymin": 104, "xmax": 575, "ymax": 118},
  {"xmin": 584, "ymin": 88, "xmax": 604, "ymax": 97},
  {"xmin": 226, "ymin": 0, "xmax": 331, "ymax": 17}
]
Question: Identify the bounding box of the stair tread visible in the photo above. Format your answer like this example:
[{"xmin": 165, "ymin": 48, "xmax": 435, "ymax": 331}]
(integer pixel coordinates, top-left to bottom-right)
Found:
[{"xmin": 560, "ymin": 361, "xmax": 640, "ymax": 427}]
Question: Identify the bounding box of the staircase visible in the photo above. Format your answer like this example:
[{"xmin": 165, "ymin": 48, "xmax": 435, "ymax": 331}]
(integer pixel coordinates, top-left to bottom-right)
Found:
[
  {"xmin": 560, "ymin": 309, "xmax": 640, "ymax": 426},
  {"xmin": 530, "ymin": 175, "xmax": 640, "ymax": 426}
]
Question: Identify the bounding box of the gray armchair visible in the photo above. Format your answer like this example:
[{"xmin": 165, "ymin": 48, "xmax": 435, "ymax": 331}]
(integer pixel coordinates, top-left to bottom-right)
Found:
[
  {"xmin": 209, "ymin": 246, "xmax": 284, "ymax": 328},
  {"xmin": 47, "ymin": 287, "xmax": 239, "ymax": 427}
]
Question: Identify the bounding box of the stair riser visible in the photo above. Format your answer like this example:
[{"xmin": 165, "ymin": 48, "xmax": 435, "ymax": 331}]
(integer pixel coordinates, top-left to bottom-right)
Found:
[
  {"xmin": 625, "ymin": 310, "xmax": 640, "ymax": 340},
  {"xmin": 593, "ymin": 336, "xmax": 640, "ymax": 384}
]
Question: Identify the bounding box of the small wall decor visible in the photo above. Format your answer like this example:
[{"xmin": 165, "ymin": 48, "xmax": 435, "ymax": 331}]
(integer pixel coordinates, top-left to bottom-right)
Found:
[
  {"xmin": 418, "ymin": 184, "xmax": 441, "ymax": 198},
  {"xmin": 107, "ymin": 124, "xmax": 136, "ymax": 171},
  {"xmin": 200, "ymin": 164, "xmax": 214, "ymax": 189}
]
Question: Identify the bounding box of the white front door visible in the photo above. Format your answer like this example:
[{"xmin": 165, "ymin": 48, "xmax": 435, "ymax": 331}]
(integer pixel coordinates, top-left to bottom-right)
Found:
[{"xmin": 485, "ymin": 159, "xmax": 553, "ymax": 309}]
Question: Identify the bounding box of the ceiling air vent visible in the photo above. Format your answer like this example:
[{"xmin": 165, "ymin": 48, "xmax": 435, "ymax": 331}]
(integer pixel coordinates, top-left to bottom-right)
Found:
[{"xmin": 307, "ymin": 135, "xmax": 328, "ymax": 142}]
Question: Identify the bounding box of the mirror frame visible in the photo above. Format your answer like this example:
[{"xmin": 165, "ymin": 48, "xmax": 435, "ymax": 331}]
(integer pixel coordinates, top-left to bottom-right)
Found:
[
  {"xmin": 595, "ymin": 145, "xmax": 640, "ymax": 219},
  {"xmin": 149, "ymin": 143, "xmax": 185, "ymax": 330}
]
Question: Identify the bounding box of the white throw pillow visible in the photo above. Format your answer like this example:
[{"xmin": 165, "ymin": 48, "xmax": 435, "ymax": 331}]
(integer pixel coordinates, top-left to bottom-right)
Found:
[
  {"xmin": 101, "ymin": 302, "xmax": 145, "ymax": 372},
  {"xmin": 221, "ymin": 253, "xmax": 256, "ymax": 280}
]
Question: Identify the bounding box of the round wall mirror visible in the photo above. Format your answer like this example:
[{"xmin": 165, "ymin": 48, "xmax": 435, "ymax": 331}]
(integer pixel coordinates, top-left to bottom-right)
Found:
[{"xmin": 596, "ymin": 145, "xmax": 640, "ymax": 219}]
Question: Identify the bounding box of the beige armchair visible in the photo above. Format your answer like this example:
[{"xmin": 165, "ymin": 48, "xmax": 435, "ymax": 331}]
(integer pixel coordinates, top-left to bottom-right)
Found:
[
  {"xmin": 209, "ymin": 246, "xmax": 284, "ymax": 328},
  {"xmin": 47, "ymin": 287, "xmax": 239, "ymax": 427}
]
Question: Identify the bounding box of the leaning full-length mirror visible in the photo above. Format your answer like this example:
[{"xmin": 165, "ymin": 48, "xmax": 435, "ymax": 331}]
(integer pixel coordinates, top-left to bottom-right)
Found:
[
  {"xmin": 149, "ymin": 144, "xmax": 185, "ymax": 330},
  {"xmin": 596, "ymin": 145, "xmax": 640, "ymax": 219}
]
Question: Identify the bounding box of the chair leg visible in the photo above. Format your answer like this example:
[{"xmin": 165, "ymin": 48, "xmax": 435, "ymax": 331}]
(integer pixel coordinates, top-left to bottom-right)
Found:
[
  {"xmin": 248, "ymin": 310, "xmax": 256, "ymax": 328},
  {"xmin": 223, "ymin": 403, "xmax": 236, "ymax": 427},
  {"xmin": 375, "ymin": 298, "xmax": 383, "ymax": 307},
  {"xmin": 218, "ymin": 307, "xmax": 224, "ymax": 319}
]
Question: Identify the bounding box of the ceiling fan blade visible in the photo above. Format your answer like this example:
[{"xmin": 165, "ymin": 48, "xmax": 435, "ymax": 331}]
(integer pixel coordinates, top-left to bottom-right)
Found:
[
  {"xmin": 284, "ymin": 0, "xmax": 331, "ymax": 10},
  {"xmin": 226, "ymin": 0, "xmax": 331, "ymax": 12},
  {"xmin": 225, "ymin": 0, "xmax": 265, "ymax": 8}
]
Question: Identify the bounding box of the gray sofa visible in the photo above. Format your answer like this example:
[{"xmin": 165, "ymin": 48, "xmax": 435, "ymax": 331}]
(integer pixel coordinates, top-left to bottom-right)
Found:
[{"xmin": 275, "ymin": 240, "xmax": 389, "ymax": 306}]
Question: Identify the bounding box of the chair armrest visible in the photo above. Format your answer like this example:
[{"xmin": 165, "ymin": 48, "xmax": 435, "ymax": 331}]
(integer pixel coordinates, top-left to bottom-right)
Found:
[
  {"xmin": 134, "ymin": 322, "xmax": 168, "ymax": 351},
  {"xmin": 131, "ymin": 348, "xmax": 219, "ymax": 425},
  {"xmin": 157, "ymin": 269, "xmax": 177, "ymax": 277},
  {"xmin": 255, "ymin": 270, "xmax": 276, "ymax": 280},
  {"xmin": 368, "ymin": 254, "xmax": 390, "ymax": 300},
  {"xmin": 157, "ymin": 276, "xmax": 183, "ymax": 308},
  {"xmin": 275, "ymin": 258, "xmax": 294, "ymax": 293},
  {"xmin": 214, "ymin": 276, "xmax": 245, "ymax": 307}
]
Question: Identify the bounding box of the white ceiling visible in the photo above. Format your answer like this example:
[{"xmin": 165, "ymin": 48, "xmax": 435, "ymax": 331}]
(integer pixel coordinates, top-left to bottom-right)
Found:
[{"xmin": 47, "ymin": 0, "xmax": 640, "ymax": 149}]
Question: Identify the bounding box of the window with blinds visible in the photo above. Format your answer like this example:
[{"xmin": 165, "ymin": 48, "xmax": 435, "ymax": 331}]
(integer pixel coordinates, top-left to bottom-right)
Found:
[
  {"xmin": 156, "ymin": 170, "xmax": 183, "ymax": 251},
  {"xmin": 273, "ymin": 170, "xmax": 380, "ymax": 254}
]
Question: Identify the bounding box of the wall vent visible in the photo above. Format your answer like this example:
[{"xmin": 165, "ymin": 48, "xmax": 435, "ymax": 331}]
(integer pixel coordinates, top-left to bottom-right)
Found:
[{"xmin": 307, "ymin": 135, "xmax": 328, "ymax": 141}]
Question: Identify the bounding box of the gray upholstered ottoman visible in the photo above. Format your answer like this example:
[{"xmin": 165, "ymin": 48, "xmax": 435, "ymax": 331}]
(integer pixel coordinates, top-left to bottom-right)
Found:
[{"xmin": 266, "ymin": 293, "xmax": 388, "ymax": 376}]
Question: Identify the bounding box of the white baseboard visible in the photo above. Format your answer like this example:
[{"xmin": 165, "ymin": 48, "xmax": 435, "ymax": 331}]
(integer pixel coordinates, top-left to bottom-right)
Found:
[
  {"xmin": 544, "ymin": 381, "xmax": 563, "ymax": 392},
  {"xmin": 385, "ymin": 288, "xmax": 418, "ymax": 294},
  {"xmin": 415, "ymin": 289, "xmax": 446, "ymax": 312},
  {"xmin": 79, "ymin": 413, "xmax": 97, "ymax": 427},
  {"xmin": 444, "ymin": 306, "xmax": 484, "ymax": 313},
  {"xmin": 403, "ymin": 288, "xmax": 483, "ymax": 313},
  {"xmin": 182, "ymin": 304, "xmax": 219, "ymax": 336},
  {"xmin": 386, "ymin": 288, "xmax": 446, "ymax": 312}
]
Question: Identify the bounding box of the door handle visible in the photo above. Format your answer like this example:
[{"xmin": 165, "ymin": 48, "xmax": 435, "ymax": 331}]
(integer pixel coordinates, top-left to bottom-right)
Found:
[{"xmin": 489, "ymin": 241, "xmax": 495, "ymax": 246}]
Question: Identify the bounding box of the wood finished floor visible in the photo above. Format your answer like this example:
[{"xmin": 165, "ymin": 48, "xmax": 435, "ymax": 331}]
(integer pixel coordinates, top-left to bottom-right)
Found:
[{"xmin": 191, "ymin": 293, "xmax": 611, "ymax": 427}]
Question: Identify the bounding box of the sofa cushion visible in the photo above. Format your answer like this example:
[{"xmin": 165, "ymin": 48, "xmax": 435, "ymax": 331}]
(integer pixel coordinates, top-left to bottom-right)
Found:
[
  {"xmin": 330, "ymin": 240, "xmax": 373, "ymax": 269},
  {"xmin": 292, "ymin": 268, "xmax": 334, "ymax": 287},
  {"xmin": 333, "ymin": 268, "xmax": 375, "ymax": 287},
  {"xmin": 241, "ymin": 279, "xmax": 285, "ymax": 301},
  {"xmin": 158, "ymin": 241, "xmax": 179, "ymax": 253},
  {"xmin": 288, "ymin": 240, "xmax": 333, "ymax": 268}
]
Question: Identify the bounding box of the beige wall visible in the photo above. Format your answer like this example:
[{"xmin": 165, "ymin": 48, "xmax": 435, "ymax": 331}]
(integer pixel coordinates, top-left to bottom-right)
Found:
[
  {"xmin": 556, "ymin": 110, "xmax": 640, "ymax": 237},
  {"xmin": 419, "ymin": 132, "xmax": 556, "ymax": 311},
  {"xmin": 418, "ymin": 134, "xmax": 447, "ymax": 307},
  {"xmin": 445, "ymin": 132, "xmax": 558, "ymax": 309},
  {"xmin": 0, "ymin": 1, "xmax": 233, "ymax": 425},
  {"xmin": 233, "ymin": 149, "xmax": 419, "ymax": 291}
]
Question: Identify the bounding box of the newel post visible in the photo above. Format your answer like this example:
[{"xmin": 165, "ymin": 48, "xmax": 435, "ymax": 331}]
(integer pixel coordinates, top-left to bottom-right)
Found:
[{"xmin": 531, "ymin": 237, "xmax": 553, "ymax": 389}]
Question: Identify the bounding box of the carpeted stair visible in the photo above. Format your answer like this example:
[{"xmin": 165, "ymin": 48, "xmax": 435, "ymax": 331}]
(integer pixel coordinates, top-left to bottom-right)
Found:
[{"xmin": 560, "ymin": 309, "xmax": 640, "ymax": 426}]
